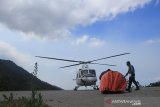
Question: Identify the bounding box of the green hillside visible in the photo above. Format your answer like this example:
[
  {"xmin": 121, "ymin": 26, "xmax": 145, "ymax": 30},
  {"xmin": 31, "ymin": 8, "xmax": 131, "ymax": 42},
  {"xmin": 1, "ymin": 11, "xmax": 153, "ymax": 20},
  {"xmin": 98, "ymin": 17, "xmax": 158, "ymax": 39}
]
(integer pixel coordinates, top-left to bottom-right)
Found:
[{"xmin": 0, "ymin": 59, "xmax": 62, "ymax": 91}]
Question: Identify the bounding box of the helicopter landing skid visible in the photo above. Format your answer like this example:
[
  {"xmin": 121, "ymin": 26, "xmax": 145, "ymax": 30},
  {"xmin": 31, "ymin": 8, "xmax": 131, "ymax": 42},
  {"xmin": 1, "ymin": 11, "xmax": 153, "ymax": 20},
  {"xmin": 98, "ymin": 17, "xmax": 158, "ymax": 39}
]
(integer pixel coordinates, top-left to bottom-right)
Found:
[
  {"xmin": 92, "ymin": 85, "xmax": 99, "ymax": 90},
  {"xmin": 74, "ymin": 85, "xmax": 99, "ymax": 91},
  {"xmin": 74, "ymin": 86, "xmax": 79, "ymax": 91}
]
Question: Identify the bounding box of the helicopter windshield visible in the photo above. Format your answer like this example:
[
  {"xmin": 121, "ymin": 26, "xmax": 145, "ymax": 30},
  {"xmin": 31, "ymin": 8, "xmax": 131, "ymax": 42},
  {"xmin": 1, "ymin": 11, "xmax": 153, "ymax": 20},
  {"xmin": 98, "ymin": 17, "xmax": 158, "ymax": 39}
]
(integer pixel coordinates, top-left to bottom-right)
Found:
[
  {"xmin": 89, "ymin": 70, "xmax": 96, "ymax": 76},
  {"xmin": 81, "ymin": 70, "xmax": 88, "ymax": 75},
  {"xmin": 80, "ymin": 69, "xmax": 96, "ymax": 77}
]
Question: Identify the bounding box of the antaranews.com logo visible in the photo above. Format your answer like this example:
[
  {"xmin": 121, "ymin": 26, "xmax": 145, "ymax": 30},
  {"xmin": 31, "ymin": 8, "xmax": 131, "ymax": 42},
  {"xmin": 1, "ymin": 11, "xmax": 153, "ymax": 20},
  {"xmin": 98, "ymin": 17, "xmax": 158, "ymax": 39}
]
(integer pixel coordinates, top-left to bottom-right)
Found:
[
  {"xmin": 104, "ymin": 97, "xmax": 160, "ymax": 107},
  {"xmin": 105, "ymin": 98, "xmax": 141, "ymax": 106}
]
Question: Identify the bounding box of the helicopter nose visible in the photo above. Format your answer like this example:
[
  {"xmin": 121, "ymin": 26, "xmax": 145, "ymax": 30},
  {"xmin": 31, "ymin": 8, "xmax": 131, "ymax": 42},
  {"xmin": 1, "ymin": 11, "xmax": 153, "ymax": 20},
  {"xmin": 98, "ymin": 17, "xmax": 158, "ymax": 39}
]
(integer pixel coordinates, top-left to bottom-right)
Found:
[{"xmin": 82, "ymin": 77, "xmax": 97, "ymax": 83}]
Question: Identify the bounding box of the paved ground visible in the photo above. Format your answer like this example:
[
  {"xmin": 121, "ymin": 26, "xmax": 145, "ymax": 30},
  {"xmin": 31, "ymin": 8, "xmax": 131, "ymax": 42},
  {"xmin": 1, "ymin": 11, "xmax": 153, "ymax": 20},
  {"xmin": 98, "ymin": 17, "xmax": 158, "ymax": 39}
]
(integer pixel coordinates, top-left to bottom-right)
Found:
[{"xmin": 0, "ymin": 87, "xmax": 160, "ymax": 107}]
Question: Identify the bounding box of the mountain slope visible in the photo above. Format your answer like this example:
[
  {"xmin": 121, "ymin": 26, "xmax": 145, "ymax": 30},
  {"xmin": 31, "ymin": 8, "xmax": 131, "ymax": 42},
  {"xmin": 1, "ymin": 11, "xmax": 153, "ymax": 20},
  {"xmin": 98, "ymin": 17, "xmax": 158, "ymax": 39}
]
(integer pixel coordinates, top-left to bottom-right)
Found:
[{"xmin": 0, "ymin": 59, "xmax": 62, "ymax": 91}]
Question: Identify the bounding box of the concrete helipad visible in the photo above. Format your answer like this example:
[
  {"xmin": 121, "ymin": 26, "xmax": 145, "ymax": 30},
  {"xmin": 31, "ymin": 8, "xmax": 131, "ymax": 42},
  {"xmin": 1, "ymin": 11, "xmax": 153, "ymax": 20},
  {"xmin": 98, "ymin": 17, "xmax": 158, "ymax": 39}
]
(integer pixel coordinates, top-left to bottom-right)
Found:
[{"xmin": 0, "ymin": 87, "xmax": 160, "ymax": 107}]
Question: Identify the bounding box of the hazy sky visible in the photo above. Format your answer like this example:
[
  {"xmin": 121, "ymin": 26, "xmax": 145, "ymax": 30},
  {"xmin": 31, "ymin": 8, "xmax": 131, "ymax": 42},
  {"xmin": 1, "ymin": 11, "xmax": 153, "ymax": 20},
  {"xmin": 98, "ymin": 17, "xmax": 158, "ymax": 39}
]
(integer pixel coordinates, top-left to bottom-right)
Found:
[{"xmin": 0, "ymin": 0, "xmax": 160, "ymax": 90}]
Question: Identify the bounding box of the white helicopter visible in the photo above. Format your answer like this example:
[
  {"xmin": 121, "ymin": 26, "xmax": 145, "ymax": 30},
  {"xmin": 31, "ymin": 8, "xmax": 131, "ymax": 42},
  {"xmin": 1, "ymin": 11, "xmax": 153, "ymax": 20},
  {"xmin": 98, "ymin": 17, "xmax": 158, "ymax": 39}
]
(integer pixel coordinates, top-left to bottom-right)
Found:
[{"xmin": 36, "ymin": 53, "xmax": 130, "ymax": 90}]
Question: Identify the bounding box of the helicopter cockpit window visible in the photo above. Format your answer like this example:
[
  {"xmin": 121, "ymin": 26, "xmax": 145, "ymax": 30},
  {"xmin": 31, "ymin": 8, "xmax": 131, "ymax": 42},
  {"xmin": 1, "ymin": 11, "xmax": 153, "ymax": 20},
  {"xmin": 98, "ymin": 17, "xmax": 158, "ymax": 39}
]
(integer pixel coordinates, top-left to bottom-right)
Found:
[
  {"xmin": 81, "ymin": 70, "xmax": 88, "ymax": 75},
  {"xmin": 89, "ymin": 70, "xmax": 96, "ymax": 76}
]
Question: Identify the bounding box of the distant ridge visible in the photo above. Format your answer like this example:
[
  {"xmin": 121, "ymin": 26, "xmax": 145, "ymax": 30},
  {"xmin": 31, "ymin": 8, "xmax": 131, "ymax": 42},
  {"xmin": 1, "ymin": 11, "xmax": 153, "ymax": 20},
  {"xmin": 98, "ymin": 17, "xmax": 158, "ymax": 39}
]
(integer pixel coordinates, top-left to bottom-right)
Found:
[
  {"xmin": 0, "ymin": 59, "xmax": 62, "ymax": 91},
  {"xmin": 148, "ymin": 81, "xmax": 160, "ymax": 87}
]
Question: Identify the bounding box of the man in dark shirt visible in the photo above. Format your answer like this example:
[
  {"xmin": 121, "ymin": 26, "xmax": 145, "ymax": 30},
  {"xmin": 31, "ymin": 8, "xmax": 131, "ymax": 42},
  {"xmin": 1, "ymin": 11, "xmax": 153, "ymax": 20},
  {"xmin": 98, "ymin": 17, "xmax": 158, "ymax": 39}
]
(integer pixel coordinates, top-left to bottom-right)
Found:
[{"xmin": 125, "ymin": 61, "xmax": 139, "ymax": 92}]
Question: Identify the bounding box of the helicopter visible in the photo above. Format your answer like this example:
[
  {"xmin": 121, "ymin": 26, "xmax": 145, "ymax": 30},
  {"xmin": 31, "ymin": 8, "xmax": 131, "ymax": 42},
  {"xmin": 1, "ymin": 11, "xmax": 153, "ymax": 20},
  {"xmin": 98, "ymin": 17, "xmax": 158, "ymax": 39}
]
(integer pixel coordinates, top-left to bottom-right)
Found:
[{"xmin": 36, "ymin": 53, "xmax": 130, "ymax": 90}]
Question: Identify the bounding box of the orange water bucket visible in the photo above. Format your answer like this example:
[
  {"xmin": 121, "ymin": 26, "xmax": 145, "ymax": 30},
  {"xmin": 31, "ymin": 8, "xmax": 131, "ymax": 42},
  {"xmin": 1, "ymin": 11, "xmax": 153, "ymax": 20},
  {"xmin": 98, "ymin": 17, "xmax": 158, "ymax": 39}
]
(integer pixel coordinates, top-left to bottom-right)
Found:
[{"xmin": 99, "ymin": 70, "xmax": 127, "ymax": 94}]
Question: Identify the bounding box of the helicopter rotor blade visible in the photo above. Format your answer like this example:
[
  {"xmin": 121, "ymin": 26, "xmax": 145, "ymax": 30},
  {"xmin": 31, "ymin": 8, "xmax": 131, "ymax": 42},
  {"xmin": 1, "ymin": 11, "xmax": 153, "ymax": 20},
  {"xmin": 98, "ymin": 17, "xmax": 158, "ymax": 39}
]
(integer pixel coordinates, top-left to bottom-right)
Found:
[
  {"xmin": 36, "ymin": 56, "xmax": 82, "ymax": 63},
  {"xmin": 59, "ymin": 63, "xmax": 82, "ymax": 68},
  {"xmin": 89, "ymin": 53, "xmax": 130, "ymax": 62},
  {"xmin": 36, "ymin": 53, "xmax": 130, "ymax": 68},
  {"xmin": 90, "ymin": 62, "xmax": 117, "ymax": 66}
]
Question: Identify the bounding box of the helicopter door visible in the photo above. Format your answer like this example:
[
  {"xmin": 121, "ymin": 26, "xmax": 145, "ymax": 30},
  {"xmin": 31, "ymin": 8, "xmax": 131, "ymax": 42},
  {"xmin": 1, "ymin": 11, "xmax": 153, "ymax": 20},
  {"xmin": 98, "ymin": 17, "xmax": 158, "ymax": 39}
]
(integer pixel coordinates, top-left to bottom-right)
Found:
[{"xmin": 76, "ymin": 72, "xmax": 81, "ymax": 78}]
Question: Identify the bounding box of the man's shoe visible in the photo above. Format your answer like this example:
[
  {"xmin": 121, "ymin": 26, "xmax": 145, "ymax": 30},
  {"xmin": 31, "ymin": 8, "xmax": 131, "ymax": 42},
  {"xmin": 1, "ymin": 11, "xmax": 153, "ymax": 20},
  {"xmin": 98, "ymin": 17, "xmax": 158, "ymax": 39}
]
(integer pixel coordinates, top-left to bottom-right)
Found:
[
  {"xmin": 135, "ymin": 87, "xmax": 140, "ymax": 91},
  {"xmin": 126, "ymin": 89, "xmax": 131, "ymax": 92}
]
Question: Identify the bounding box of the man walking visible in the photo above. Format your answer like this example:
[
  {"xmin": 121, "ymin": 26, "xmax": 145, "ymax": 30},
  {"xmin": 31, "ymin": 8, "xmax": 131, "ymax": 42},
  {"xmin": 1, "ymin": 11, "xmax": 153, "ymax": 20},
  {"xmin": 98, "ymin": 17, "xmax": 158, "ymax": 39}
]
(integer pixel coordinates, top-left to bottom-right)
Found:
[{"xmin": 125, "ymin": 61, "xmax": 139, "ymax": 92}]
